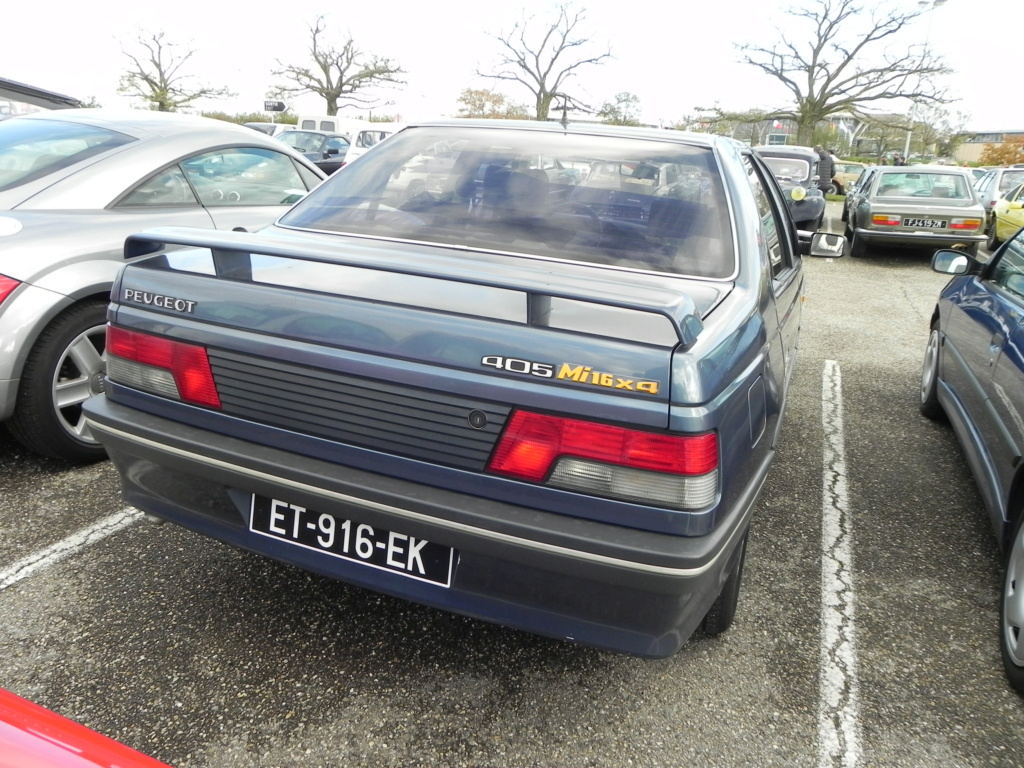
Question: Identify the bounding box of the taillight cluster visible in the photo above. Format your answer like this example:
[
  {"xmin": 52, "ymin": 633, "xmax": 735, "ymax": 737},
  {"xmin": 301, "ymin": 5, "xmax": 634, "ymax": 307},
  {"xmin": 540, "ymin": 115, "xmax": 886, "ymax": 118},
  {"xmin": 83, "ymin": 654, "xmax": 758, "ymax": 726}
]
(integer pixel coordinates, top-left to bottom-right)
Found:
[
  {"xmin": 488, "ymin": 411, "xmax": 718, "ymax": 510},
  {"xmin": 106, "ymin": 326, "xmax": 221, "ymax": 408},
  {"xmin": 949, "ymin": 218, "xmax": 982, "ymax": 231},
  {"xmin": 0, "ymin": 275, "xmax": 20, "ymax": 305},
  {"xmin": 872, "ymin": 214, "xmax": 901, "ymax": 227}
]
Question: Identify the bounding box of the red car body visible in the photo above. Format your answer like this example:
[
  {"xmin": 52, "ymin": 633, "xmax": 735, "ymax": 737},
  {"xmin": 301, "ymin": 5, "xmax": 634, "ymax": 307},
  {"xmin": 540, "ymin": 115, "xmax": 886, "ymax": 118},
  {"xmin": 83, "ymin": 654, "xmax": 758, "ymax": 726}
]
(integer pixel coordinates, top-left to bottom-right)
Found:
[{"xmin": 0, "ymin": 688, "xmax": 171, "ymax": 768}]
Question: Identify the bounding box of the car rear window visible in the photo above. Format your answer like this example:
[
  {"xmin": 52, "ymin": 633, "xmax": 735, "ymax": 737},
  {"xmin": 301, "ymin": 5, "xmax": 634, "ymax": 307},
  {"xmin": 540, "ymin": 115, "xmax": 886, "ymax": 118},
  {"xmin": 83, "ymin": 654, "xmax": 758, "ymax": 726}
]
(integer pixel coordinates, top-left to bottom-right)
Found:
[
  {"xmin": 761, "ymin": 157, "xmax": 811, "ymax": 183},
  {"xmin": 999, "ymin": 171, "xmax": 1024, "ymax": 193},
  {"xmin": 279, "ymin": 126, "xmax": 735, "ymax": 279},
  {"xmin": 873, "ymin": 172, "xmax": 972, "ymax": 199},
  {"xmin": 0, "ymin": 118, "xmax": 134, "ymax": 192}
]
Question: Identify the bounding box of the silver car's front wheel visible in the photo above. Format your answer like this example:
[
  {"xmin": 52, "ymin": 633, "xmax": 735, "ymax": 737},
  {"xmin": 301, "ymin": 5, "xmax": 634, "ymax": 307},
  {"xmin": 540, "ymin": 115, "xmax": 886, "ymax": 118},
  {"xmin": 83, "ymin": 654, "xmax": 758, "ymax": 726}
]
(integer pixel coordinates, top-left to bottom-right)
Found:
[{"xmin": 8, "ymin": 301, "xmax": 109, "ymax": 463}]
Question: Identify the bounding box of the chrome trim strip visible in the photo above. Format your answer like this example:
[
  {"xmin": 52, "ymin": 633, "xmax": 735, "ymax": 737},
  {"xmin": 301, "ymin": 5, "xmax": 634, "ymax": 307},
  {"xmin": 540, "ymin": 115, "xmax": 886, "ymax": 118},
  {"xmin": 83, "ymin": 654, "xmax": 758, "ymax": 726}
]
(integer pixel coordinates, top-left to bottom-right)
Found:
[{"xmin": 88, "ymin": 418, "xmax": 759, "ymax": 578}]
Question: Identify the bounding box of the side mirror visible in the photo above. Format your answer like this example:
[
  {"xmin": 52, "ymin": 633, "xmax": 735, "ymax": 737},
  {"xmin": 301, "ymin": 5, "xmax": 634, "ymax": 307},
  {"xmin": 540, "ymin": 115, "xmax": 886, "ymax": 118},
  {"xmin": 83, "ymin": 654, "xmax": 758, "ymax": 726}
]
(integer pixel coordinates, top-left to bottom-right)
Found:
[
  {"xmin": 326, "ymin": 147, "xmax": 340, "ymax": 157},
  {"xmin": 808, "ymin": 232, "xmax": 846, "ymax": 258},
  {"xmin": 931, "ymin": 249, "xmax": 976, "ymax": 275}
]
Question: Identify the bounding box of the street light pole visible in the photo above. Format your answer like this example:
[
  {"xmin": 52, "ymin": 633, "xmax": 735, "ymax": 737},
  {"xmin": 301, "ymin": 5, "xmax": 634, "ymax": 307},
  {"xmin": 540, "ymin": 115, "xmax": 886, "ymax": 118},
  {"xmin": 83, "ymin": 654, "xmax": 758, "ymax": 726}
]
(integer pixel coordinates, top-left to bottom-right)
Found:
[{"xmin": 903, "ymin": 0, "xmax": 947, "ymax": 160}]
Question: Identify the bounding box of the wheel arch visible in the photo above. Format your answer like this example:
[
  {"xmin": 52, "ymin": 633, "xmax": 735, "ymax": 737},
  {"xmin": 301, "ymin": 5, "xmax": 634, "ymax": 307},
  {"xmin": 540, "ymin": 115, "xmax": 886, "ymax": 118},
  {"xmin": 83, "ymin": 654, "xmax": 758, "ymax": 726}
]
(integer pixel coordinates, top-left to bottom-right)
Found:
[
  {"xmin": 1002, "ymin": 466, "xmax": 1024, "ymax": 551},
  {"xmin": 0, "ymin": 288, "xmax": 112, "ymax": 421}
]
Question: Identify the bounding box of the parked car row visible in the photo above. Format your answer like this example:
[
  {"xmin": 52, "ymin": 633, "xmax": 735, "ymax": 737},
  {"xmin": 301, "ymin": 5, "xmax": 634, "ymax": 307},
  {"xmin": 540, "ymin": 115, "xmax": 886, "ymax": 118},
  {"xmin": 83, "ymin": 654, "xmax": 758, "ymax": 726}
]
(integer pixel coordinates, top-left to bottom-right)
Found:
[
  {"xmin": 246, "ymin": 119, "xmax": 405, "ymax": 175},
  {"xmin": 6, "ymin": 105, "xmax": 1024, "ymax": 696}
]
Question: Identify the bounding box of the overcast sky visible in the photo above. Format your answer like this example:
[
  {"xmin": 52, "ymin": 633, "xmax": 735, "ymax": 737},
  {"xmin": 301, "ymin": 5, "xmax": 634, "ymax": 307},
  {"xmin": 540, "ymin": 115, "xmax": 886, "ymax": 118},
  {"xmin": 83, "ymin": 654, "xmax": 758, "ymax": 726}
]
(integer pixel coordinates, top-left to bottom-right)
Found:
[{"xmin": 3, "ymin": 0, "xmax": 1020, "ymax": 131}]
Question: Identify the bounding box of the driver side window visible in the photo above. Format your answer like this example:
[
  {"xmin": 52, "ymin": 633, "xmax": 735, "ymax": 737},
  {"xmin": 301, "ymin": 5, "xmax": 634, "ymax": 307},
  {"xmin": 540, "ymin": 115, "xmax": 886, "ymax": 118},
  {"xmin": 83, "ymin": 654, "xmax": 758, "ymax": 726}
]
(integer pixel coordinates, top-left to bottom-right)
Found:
[
  {"xmin": 119, "ymin": 167, "xmax": 198, "ymax": 207},
  {"xmin": 181, "ymin": 148, "xmax": 309, "ymax": 207}
]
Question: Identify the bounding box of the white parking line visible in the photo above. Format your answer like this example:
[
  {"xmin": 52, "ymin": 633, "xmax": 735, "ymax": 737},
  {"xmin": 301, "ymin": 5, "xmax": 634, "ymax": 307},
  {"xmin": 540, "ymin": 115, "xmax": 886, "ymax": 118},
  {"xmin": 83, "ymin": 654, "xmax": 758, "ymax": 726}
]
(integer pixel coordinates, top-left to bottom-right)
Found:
[
  {"xmin": 0, "ymin": 508, "xmax": 142, "ymax": 591},
  {"xmin": 819, "ymin": 360, "xmax": 862, "ymax": 768}
]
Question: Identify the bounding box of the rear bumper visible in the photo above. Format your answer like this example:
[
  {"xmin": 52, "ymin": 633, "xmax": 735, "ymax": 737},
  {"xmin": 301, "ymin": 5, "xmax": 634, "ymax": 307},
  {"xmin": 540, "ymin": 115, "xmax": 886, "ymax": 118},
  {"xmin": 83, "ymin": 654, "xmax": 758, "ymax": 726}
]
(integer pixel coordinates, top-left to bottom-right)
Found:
[
  {"xmin": 854, "ymin": 227, "xmax": 986, "ymax": 247},
  {"xmin": 84, "ymin": 395, "xmax": 766, "ymax": 657}
]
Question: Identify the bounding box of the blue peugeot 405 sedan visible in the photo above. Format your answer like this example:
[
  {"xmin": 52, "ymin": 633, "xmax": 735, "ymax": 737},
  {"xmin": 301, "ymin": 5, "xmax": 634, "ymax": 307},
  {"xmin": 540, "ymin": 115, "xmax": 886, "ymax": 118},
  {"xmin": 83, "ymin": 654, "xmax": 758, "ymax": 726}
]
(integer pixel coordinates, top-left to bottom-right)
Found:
[
  {"xmin": 921, "ymin": 227, "xmax": 1024, "ymax": 693},
  {"xmin": 84, "ymin": 121, "xmax": 842, "ymax": 657}
]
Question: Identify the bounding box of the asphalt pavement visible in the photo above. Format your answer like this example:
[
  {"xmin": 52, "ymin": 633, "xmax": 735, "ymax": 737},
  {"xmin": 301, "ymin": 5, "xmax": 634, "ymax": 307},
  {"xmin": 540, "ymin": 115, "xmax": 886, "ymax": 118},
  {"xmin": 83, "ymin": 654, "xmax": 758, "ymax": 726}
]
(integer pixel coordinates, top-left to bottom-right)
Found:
[{"xmin": 1, "ymin": 203, "xmax": 1022, "ymax": 767}]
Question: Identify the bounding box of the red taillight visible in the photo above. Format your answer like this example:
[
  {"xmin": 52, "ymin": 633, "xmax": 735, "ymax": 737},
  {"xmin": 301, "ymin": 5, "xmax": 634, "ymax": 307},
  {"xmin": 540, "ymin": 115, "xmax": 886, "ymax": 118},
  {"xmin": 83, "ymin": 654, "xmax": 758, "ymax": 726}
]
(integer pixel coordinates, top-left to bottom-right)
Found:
[
  {"xmin": 950, "ymin": 218, "xmax": 982, "ymax": 231},
  {"xmin": 0, "ymin": 275, "xmax": 20, "ymax": 305},
  {"xmin": 488, "ymin": 411, "xmax": 717, "ymax": 482},
  {"xmin": 872, "ymin": 214, "xmax": 900, "ymax": 226},
  {"xmin": 107, "ymin": 326, "xmax": 221, "ymax": 408}
]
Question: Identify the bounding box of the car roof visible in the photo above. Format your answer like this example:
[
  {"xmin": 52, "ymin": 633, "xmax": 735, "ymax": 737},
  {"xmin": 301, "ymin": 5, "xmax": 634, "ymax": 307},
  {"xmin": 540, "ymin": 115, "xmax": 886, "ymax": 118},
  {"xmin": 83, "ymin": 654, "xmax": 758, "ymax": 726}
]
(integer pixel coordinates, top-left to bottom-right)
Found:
[
  {"xmin": 11, "ymin": 108, "xmax": 270, "ymax": 141},
  {"xmin": 402, "ymin": 118, "xmax": 739, "ymax": 151},
  {"xmin": 874, "ymin": 164, "xmax": 972, "ymax": 175},
  {"xmin": 752, "ymin": 145, "xmax": 818, "ymax": 159},
  {"xmin": 0, "ymin": 77, "xmax": 81, "ymax": 109},
  {"xmin": 289, "ymin": 128, "xmax": 349, "ymax": 137}
]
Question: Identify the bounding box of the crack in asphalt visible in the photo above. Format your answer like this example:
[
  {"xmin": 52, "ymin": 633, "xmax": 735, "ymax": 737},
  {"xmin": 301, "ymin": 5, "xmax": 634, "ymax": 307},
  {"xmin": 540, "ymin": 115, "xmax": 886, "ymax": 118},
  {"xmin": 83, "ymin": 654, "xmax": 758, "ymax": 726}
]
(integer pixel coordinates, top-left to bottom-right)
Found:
[{"xmin": 819, "ymin": 360, "xmax": 862, "ymax": 768}]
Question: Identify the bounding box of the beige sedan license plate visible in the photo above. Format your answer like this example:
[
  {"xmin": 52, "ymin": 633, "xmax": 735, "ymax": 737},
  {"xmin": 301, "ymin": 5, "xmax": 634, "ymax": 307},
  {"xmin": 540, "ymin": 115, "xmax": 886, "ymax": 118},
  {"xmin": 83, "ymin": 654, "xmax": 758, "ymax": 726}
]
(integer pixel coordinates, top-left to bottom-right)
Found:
[{"xmin": 903, "ymin": 218, "xmax": 947, "ymax": 229}]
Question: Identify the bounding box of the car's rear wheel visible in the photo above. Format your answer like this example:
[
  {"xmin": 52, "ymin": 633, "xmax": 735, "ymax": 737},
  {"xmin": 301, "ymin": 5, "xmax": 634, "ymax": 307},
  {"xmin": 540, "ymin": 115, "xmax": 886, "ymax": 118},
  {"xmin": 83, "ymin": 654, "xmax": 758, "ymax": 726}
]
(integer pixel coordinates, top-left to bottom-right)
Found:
[
  {"xmin": 1001, "ymin": 510, "xmax": 1024, "ymax": 694},
  {"xmin": 920, "ymin": 325, "xmax": 945, "ymax": 420},
  {"xmin": 849, "ymin": 229, "xmax": 867, "ymax": 258},
  {"xmin": 8, "ymin": 301, "xmax": 109, "ymax": 463},
  {"xmin": 988, "ymin": 221, "xmax": 1003, "ymax": 251},
  {"xmin": 701, "ymin": 530, "xmax": 748, "ymax": 636}
]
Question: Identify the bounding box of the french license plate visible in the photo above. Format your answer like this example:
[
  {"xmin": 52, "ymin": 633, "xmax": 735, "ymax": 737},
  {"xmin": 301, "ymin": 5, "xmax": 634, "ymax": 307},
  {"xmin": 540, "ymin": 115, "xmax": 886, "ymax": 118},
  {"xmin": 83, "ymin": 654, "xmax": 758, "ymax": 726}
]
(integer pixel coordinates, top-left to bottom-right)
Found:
[
  {"xmin": 902, "ymin": 218, "xmax": 947, "ymax": 229},
  {"xmin": 249, "ymin": 495, "xmax": 455, "ymax": 587}
]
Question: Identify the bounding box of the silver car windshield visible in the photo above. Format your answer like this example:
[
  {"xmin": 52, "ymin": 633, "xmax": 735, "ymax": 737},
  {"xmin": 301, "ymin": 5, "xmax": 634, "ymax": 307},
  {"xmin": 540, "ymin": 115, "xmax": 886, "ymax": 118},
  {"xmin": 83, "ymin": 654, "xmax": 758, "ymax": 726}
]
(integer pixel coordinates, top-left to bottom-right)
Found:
[
  {"xmin": 0, "ymin": 118, "xmax": 134, "ymax": 192},
  {"xmin": 279, "ymin": 126, "xmax": 735, "ymax": 279}
]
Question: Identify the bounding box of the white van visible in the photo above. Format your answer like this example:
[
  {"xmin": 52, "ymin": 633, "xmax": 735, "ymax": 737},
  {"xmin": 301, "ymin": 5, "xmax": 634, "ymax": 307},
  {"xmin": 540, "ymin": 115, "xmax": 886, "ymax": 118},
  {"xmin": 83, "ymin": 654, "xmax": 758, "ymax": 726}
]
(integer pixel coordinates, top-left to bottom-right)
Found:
[{"xmin": 297, "ymin": 115, "xmax": 367, "ymax": 134}]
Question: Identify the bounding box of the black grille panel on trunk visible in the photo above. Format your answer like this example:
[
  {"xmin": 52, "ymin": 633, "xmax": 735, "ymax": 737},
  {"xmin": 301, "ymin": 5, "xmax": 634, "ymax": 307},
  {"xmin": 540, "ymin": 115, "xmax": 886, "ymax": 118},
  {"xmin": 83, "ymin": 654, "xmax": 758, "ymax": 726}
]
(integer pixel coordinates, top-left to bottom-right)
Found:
[{"xmin": 208, "ymin": 350, "xmax": 511, "ymax": 471}]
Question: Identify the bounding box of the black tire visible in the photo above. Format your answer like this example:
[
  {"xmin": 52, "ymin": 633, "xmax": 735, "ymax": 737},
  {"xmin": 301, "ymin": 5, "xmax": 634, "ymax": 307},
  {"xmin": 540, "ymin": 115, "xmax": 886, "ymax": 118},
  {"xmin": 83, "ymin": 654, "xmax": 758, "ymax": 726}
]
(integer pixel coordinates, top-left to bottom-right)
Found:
[
  {"xmin": 849, "ymin": 229, "xmax": 867, "ymax": 258},
  {"xmin": 7, "ymin": 301, "xmax": 109, "ymax": 463},
  {"xmin": 1001, "ymin": 511, "xmax": 1024, "ymax": 694},
  {"xmin": 920, "ymin": 325, "xmax": 945, "ymax": 421},
  {"xmin": 826, "ymin": 183, "xmax": 838, "ymax": 195},
  {"xmin": 840, "ymin": 204, "xmax": 849, "ymax": 223},
  {"xmin": 988, "ymin": 220, "xmax": 1003, "ymax": 251},
  {"xmin": 701, "ymin": 530, "xmax": 748, "ymax": 636}
]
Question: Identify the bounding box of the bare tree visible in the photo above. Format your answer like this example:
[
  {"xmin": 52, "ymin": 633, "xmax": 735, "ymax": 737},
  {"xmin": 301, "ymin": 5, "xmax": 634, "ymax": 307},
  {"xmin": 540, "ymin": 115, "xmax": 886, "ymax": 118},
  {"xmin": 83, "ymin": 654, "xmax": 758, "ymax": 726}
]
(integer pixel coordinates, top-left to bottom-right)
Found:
[
  {"xmin": 118, "ymin": 31, "xmax": 235, "ymax": 112},
  {"xmin": 273, "ymin": 17, "xmax": 405, "ymax": 116},
  {"xmin": 455, "ymin": 89, "xmax": 530, "ymax": 119},
  {"xmin": 738, "ymin": 0, "xmax": 952, "ymax": 145},
  {"xmin": 478, "ymin": 4, "xmax": 611, "ymax": 121}
]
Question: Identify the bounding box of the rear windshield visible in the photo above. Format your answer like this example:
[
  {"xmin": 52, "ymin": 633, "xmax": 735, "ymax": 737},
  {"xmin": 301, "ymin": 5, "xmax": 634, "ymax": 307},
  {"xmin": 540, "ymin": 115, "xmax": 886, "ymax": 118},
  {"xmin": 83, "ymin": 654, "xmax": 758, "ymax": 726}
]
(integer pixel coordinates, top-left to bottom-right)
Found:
[
  {"xmin": 762, "ymin": 156, "xmax": 811, "ymax": 183},
  {"xmin": 279, "ymin": 126, "xmax": 735, "ymax": 279},
  {"xmin": 999, "ymin": 171, "xmax": 1024, "ymax": 193},
  {"xmin": 0, "ymin": 118, "xmax": 134, "ymax": 192},
  {"xmin": 873, "ymin": 172, "xmax": 972, "ymax": 199}
]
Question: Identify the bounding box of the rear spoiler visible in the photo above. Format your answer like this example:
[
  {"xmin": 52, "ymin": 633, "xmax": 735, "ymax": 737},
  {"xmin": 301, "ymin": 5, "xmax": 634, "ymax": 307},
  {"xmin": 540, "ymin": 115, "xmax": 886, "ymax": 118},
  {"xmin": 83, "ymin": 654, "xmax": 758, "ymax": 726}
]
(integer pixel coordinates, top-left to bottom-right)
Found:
[{"xmin": 125, "ymin": 227, "xmax": 705, "ymax": 348}]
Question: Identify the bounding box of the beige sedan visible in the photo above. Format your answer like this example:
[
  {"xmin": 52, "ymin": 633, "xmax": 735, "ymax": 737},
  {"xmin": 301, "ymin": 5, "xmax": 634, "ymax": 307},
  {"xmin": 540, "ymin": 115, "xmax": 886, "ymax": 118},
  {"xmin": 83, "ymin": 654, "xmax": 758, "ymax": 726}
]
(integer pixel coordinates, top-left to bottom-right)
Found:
[{"xmin": 833, "ymin": 160, "xmax": 867, "ymax": 195}]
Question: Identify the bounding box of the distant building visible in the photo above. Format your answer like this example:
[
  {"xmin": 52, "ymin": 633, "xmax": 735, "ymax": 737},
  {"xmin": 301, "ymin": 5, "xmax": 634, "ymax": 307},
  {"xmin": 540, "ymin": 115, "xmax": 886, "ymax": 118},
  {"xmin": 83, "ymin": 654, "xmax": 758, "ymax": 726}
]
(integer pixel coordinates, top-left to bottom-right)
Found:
[{"xmin": 955, "ymin": 131, "xmax": 1024, "ymax": 164}]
